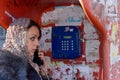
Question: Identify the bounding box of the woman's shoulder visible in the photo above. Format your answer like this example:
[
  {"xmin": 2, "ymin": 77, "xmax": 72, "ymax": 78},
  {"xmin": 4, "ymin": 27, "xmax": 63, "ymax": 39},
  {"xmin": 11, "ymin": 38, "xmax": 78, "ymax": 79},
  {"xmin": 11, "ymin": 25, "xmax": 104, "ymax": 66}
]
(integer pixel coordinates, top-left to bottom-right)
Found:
[
  {"xmin": 0, "ymin": 49, "xmax": 28, "ymax": 80},
  {"xmin": 0, "ymin": 49, "xmax": 27, "ymax": 66}
]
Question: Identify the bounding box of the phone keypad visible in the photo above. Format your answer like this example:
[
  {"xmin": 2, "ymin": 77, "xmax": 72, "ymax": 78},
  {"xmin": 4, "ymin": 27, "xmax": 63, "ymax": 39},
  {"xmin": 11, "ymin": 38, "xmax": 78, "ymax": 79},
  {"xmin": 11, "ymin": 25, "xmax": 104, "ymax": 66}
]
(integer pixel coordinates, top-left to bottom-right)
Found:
[{"xmin": 61, "ymin": 40, "xmax": 74, "ymax": 51}]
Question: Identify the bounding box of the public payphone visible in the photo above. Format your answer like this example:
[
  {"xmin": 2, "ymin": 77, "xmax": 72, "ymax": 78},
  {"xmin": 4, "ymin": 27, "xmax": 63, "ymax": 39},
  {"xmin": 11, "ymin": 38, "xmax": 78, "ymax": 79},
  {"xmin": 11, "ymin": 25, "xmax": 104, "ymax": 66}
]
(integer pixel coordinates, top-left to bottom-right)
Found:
[{"xmin": 52, "ymin": 26, "xmax": 82, "ymax": 59}]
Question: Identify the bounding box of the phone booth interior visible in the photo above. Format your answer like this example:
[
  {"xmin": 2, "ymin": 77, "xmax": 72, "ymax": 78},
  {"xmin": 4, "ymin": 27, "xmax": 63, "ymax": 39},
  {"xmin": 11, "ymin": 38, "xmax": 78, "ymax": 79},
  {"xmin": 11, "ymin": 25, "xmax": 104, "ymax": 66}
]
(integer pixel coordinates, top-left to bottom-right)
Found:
[{"xmin": 0, "ymin": 0, "xmax": 120, "ymax": 80}]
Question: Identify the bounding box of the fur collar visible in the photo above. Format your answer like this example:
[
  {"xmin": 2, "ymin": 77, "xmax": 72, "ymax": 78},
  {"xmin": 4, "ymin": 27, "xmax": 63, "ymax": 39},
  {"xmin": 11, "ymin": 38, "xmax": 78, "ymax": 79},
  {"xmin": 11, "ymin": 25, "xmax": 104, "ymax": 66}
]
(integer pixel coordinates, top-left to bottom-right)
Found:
[{"xmin": 0, "ymin": 49, "xmax": 28, "ymax": 80}]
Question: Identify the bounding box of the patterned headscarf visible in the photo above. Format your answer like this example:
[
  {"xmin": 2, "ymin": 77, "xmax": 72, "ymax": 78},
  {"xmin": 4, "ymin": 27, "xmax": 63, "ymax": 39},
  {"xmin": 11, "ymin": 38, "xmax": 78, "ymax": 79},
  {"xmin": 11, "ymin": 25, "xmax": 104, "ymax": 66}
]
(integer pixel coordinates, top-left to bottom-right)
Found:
[
  {"xmin": 3, "ymin": 18, "xmax": 32, "ymax": 62},
  {"xmin": 3, "ymin": 18, "xmax": 43, "ymax": 74}
]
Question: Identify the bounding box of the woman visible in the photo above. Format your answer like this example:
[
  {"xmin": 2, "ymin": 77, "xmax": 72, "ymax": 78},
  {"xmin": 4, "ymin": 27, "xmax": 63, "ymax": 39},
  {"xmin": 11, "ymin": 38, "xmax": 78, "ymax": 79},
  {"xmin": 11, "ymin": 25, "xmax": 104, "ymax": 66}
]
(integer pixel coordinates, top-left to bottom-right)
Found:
[{"xmin": 0, "ymin": 18, "xmax": 49, "ymax": 80}]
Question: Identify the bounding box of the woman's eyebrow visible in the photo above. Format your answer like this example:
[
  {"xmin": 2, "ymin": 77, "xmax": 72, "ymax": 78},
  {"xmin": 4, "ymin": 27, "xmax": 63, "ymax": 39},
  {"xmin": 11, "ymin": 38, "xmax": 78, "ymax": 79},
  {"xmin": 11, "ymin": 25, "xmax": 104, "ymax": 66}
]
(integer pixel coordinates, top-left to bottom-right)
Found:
[{"xmin": 30, "ymin": 34, "xmax": 39, "ymax": 37}]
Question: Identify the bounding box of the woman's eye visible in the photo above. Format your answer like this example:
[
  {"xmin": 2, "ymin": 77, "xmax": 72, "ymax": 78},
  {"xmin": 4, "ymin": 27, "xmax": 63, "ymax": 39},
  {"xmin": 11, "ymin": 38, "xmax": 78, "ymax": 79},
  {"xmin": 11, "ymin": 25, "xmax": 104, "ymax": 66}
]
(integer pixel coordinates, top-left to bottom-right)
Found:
[{"xmin": 30, "ymin": 37, "xmax": 35, "ymax": 41}]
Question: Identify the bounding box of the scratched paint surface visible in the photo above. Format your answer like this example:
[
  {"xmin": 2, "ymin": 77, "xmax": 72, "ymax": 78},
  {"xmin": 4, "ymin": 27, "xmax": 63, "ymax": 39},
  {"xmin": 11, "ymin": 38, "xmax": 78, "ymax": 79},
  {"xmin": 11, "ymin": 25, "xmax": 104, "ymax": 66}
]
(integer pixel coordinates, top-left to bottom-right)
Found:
[
  {"xmin": 40, "ymin": 6, "xmax": 101, "ymax": 80},
  {"xmin": 40, "ymin": 1, "xmax": 120, "ymax": 79}
]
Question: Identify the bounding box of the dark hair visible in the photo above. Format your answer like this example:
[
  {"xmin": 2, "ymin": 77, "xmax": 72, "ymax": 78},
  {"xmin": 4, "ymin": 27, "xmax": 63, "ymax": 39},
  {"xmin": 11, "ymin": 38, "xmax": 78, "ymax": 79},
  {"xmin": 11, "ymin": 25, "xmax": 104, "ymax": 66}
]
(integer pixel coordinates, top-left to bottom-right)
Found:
[{"xmin": 27, "ymin": 19, "xmax": 41, "ymax": 39}]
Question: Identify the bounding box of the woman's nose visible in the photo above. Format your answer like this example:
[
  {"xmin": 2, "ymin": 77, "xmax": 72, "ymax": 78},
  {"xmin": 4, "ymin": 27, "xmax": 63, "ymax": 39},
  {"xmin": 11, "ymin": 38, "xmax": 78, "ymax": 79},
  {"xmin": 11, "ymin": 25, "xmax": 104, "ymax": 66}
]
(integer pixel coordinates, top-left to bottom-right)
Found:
[{"xmin": 35, "ymin": 39, "xmax": 40, "ymax": 47}]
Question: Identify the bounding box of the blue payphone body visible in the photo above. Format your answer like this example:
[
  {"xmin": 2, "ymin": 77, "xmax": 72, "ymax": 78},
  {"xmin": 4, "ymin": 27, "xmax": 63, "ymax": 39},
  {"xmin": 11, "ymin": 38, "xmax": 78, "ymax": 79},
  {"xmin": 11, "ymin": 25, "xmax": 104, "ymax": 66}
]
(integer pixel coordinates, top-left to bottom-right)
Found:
[{"xmin": 52, "ymin": 26, "xmax": 82, "ymax": 59}]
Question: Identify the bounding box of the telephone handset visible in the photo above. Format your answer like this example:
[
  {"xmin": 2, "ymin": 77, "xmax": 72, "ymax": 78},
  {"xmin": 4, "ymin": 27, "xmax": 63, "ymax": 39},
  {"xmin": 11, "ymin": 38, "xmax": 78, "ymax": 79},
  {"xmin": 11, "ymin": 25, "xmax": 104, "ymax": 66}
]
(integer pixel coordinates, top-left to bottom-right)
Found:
[
  {"xmin": 52, "ymin": 26, "xmax": 82, "ymax": 59},
  {"xmin": 33, "ymin": 50, "xmax": 50, "ymax": 80},
  {"xmin": 33, "ymin": 49, "xmax": 44, "ymax": 66}
]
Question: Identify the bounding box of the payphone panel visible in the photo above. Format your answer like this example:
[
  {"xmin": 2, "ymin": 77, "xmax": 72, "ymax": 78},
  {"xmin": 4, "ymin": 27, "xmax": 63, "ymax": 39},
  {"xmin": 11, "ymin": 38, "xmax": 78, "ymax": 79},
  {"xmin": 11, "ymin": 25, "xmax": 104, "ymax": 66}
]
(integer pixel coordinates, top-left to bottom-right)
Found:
[{"xmin": 52, "ymin": 26, "xmax": 82, "ymax": 59}]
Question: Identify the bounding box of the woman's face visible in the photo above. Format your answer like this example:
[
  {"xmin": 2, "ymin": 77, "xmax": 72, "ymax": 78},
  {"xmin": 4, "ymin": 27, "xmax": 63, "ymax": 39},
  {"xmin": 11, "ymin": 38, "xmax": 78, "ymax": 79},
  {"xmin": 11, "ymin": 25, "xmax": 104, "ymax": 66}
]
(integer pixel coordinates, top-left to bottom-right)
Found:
[{"xmin": 26, "ymin": 26, "xmax": 40, "ymax": 56}]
